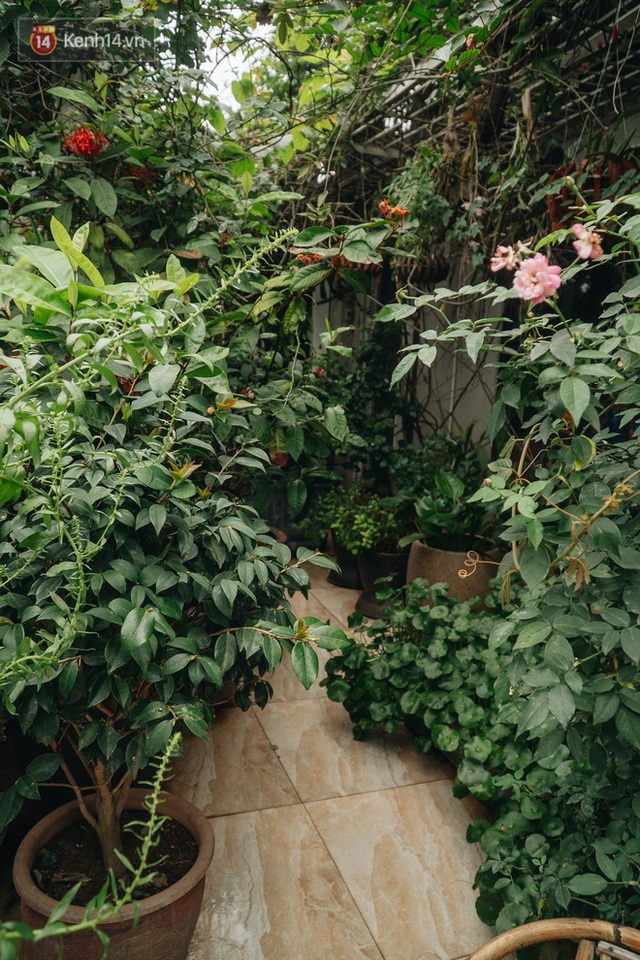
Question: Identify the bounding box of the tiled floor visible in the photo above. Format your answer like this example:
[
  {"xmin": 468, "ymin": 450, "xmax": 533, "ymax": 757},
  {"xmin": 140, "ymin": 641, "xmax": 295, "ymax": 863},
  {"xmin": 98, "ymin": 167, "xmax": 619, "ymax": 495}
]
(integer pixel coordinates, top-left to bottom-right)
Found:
[{"xmin": 170, "ymin": 566, "xmax": 492, "ymax": 960}]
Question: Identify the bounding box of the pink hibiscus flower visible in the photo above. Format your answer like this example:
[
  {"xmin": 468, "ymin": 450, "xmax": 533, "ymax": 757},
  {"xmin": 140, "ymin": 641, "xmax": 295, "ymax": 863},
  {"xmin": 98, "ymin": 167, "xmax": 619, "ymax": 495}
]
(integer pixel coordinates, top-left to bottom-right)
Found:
[
  {"xmin": 571, "ymin": 223, "xmax": 603, "ymax": 260},
  {"xmin": 513, "ymin": 254, "xmax": 561, "ymax": 305}
]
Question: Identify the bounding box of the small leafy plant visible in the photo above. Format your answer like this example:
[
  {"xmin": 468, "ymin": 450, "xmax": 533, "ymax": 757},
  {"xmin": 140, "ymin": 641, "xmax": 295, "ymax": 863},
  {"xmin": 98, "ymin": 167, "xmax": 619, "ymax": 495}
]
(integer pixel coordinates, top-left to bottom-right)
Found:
[
  {"xmin": 401, "ymin": 468, "xmax": 494, "ymax": 553},
  {"xmin": 318, "ymin": 482, "xmax": 409, "ymax": 555}
]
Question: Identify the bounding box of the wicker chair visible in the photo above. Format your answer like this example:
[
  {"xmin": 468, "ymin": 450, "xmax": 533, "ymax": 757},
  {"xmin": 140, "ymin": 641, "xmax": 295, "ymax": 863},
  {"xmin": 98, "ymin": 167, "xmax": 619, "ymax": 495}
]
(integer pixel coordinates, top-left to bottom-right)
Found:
[{"xmin": 470, "ymin": 919, "xmax": 640, "ymax": 960}]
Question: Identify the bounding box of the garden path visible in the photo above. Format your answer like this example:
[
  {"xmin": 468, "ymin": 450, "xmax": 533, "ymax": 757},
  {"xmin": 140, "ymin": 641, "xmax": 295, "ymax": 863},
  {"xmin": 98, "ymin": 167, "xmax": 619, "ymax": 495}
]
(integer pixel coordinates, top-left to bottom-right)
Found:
[{"xmin": 171, "ymin": 565, "xmax": 492, "ymax": 960}]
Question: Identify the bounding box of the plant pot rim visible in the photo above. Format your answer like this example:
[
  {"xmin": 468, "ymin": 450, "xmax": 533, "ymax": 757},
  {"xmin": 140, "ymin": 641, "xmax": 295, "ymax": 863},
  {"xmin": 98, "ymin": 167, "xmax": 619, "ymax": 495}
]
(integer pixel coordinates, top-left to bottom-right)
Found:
[
  {"xmin": 413, "ymin": 541, "xmax": 493, "ymax": 559},
  {"xmin": 12, "ymin": 788, "xmax": 214, "ymax": 927},
  {"xmin": 359, "ymin": 548, "xmax": 408, "ymax": 558}
]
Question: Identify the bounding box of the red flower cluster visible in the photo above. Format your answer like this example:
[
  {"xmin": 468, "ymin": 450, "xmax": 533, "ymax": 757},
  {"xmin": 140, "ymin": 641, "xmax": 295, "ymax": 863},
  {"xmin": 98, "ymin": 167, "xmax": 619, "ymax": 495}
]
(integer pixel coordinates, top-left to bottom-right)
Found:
[
  {"xmin": 296, "ymin": 252, "xmax": 323, "ymax": 264},
  {"xmin": 379, "ymin": 198, "xmax": 409, "ymax": 225},
  {"xmin": 63, "ymin": 127, "xmax": 109, "ymax": 157},
  {"xmin": 127, "ymin": 165, "xmax": 157, "ymax": 184},
  {"xmin": 313, "ymin": 366, "xmax": 326, "ymax": 377}
]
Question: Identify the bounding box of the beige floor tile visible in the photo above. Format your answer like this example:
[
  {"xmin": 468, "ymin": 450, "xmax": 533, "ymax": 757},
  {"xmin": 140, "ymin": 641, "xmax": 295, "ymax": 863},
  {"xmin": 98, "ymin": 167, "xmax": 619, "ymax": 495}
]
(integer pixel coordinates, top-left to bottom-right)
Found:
[
  {"xmin": 306, "ymin": 780, "xmax": 492, "ymax": 960},
  {"xmin": 168, "ymin": 707, "xmax": 299, "ymax": 816},
  {"xmin": 288, "ymin": 586, "xmax": 340, "ymax": 623},
  {"xmin": 311, "ymin": 584, "xmax": 360, "ymax": 629},
  {"xmin": 187, "ymin": 806, "xmax": 384, "ymax": 960},
  {"xmin": 254, "ymin": 697, "xmax": 452, "ymax": 802}
]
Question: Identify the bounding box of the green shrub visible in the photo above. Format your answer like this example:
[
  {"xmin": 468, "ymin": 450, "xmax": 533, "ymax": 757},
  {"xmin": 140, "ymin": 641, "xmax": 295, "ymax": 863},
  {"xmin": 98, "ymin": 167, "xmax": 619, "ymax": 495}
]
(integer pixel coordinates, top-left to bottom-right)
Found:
[{"xmin": 324, "ymin": 578, "xmax": 640, "ymax": 932}]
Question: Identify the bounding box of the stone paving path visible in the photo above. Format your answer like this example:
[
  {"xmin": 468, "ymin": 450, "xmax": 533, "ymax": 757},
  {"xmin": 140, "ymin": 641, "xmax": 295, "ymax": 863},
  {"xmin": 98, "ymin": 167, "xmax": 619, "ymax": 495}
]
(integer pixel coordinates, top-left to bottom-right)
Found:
[{"xmin": 171, "ymin": 566, "xmax": 492, "ymax": 960}]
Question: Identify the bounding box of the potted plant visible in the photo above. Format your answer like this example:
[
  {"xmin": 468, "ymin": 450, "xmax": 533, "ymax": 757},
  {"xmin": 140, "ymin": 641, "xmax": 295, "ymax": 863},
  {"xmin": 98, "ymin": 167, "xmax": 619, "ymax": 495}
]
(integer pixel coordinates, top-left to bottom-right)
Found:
[
  {"xmin": 340, "ymin": 488, "xmax": 411, "ymax": 618},
  {"xmin": 316, "ymin": 482, "xmax": 367, "ymax": 590},
  {"xmin": 0, "ymin": 225, "xmax": 348, "ymax": 958},
  {"xmin": 402, "ymin": 469, "xmax": 496, "ymax": 603}
]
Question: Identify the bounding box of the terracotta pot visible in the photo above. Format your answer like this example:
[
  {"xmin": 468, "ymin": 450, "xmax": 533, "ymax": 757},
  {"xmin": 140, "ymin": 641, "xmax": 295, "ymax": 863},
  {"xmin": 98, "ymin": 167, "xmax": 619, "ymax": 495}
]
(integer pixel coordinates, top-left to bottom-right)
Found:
[
  {"xmin": 13, "ymin": 788, "xmax": 214, "ymax": 960},
  {"xmin": 406, "ymin": 540, "xmax": 495, "ymax": 605},
  {"xmin": 356, "ymin": 550, "xmax": 408, "ymax": 618},
  {"xmin": 328, "ymin": 534, "xmax": 363, "ymax": 591}
]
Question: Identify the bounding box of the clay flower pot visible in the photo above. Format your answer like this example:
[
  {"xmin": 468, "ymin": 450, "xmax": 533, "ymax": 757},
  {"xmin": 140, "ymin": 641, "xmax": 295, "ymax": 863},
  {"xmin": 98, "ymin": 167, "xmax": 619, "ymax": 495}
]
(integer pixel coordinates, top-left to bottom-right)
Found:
[
  {"xmin": 406, "ymin": 541, "xmax": 495, "ymax": 605},
  {"xmin": 355, "ymin": 550, "xmax": 408, "ymax": 618},
  {"xmin": 13, "ymin": 789, "xmax": 214, "ymax": 960},
  {"xmin": 328, "ymin": 534, "xmax": 363, "ymax": 591}
]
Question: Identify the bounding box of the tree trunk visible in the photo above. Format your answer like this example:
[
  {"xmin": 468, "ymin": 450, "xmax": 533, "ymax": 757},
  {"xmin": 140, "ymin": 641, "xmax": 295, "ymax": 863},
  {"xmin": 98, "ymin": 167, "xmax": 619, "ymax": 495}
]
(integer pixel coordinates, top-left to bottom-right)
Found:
[{"xmin": 94, "ymin": 765, "xmax": 126, "ymax": 879}]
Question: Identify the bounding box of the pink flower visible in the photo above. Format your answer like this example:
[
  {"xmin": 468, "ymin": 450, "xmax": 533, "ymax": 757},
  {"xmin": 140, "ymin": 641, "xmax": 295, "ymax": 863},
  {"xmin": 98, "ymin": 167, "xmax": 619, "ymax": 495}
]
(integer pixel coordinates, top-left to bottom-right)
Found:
[
  {"xmin": 513, "ymin": 254, "xmax": 561, "ymax": 305},
  {"xmin": 490, "ymin": 244, "xmax": 518, "ymax": 272},
  {"xmin": 571, "ymin": 223, "xmax": 603, "ymax": 260}
]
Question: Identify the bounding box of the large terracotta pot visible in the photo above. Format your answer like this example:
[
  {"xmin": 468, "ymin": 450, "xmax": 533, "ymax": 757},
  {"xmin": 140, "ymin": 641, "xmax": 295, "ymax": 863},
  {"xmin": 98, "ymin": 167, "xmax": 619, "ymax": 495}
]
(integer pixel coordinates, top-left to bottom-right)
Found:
[
  {"xmin": 356, "ymin": 550, "xmax": 408, "ymax": 618},
  {"xmin": 13, "ymin": 788, "xmax": 214, "ymax": 960},
  {"xmin": 406, "ymin": 540, "xmax": 495, "ymax": 605}
]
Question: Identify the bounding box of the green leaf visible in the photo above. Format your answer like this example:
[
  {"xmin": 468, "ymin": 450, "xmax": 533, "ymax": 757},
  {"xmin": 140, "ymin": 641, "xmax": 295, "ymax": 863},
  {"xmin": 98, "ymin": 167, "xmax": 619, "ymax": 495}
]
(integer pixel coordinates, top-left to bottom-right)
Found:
[
  {"xmin": 488, "ymin": 619, "xmax": 515, "ymax": 651},
  {"xmin": 544, "ymin": 634, "xmax": 575, "ymax": 673},
  {"xmin": 518, "ymin": 546, "xmax": 550, "ymax": 589},
  {"xmin": 548, "ymin": 685, "xmax": 575, "ymax": 727},
  {"xmin": 390, "ymin": 352, "xmax": 418, "ymax": 386},
  {"xmin": 47, "ymin": 86, "xmax": 101, "ymax": 113},
  {"xmin": 560, "ymin": 378, "xmax": 591, "ymax": 425},
  {"xmin": 148, "ymin": 363, "xmax": 180, "ymax": 396},
  {"xmin": 486, "ymin": 398, "xmax": 506, "ymax": 442},
  {"xmin": 25, "ymin": 754, "xmax": 62, "ymax": 782},
  {"xmin": 50, "ymin": 217, "xmax": 104, "ymax": 287},
  {"xmin": 285, "ymin": 426, "xmax": 305, "ymax": 460},
  {"xmin": 209, "ymin": 107, "xmax": 225, "ymax": 134},
  {"xmin": 514, "ymin": 621, "xmax": 551, "ymax": 649},
  {"xmin": 432, "ymin": 724, "xmax": 460, "ymax": 752},
  {"xmin": 287, "ymin": 478, "xmax": 307, "ymax": 515},
  {"xmin": 90, "ymin": 177, "xmax": 118, "ymax": 218},
  {"xmin": 616, "ymin": 705, "xmax": 640, "ymax": 748},
  {"xmin": 567, "ymin": 874, "xmax": 608, "ymax": 895},
  {"xmin": 0, "ymin": 264, "xmax": 70, "ymax": 315},
  {"xmin": 104, "ymin": 221, "xmax": 135, "ymax": 249},
  {"xmin": 550, "ymin": 332, "xmax": 577, "ymax": 368},
  {"xmin": 261, "ymin": 634, "xmax": 283, "ymax": 671},
  {"xmin": 120, "ymin": 608, "xmax": 155, "ymax": 672},
  {"xmin": 291, "ymin": 642, "xmax": 319, "ymax": 689},
  {"xmin": 149, "ymin": 503, "xmax": 166, "ymax": 536},
  {"xmin": 14, "ymin": 246, "xmax": 73, "ymax": 287},
  {"xmin": 466, "ymin": 332, "xmax": 485, "ymax": 363},
  {"xmin": 283, "ymin": 296, "xmax": 307, "ymax": 332},
  {"xmin": 323, "ymin": 405, "xmax": 349, "ymax": 442},
  {"xmin": 64, "ymin": 177, "xmax": 92, "ymax": 200},
  {"xmin": 289, "ymin": 264, "xmax": 332, "ymax": 292},
  {"xmin": 294, "ymin": 227, "xmax": 333, "ymax": 246},
  {"xmin": 375, "ymin": 303, "xmax": 418, "ymax": 323},
  {"xmin": 620, "ymin": 626, "xmax": 640, "ymax": 664},
  {"xmin": 144, "ymin": 718, "xmax": 174, "ymax": 759}
]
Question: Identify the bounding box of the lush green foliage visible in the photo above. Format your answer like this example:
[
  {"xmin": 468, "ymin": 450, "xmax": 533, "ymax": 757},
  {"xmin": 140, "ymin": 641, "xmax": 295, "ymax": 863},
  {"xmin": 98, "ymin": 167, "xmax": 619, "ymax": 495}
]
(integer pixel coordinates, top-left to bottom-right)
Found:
[
  {"xmin": 401, "ymin": 467, "xmax": 493, "ymax": 552},
  {"xmin": 317, "ymin": 481, "xmax": 409, "ymax": 556},
  {"xmin": 324, "ymin": 578, "xmax": 640, "ymax": 932},
  {"xmin": 356, "ymin": 194, "xmax": 640, "ymax": 928},
  {"xmin": 0, "ymin": 221, "xmax": 350, "ymax": 872}
]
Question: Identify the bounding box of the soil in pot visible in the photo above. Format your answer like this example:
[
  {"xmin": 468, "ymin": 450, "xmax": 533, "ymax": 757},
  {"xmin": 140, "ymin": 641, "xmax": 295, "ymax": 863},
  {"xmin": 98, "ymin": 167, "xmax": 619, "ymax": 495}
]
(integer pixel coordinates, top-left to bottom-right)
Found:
[
  {"xmin": 13, "ymin": 789, "xmax": 214, "ymax": 960},
  {"xmin": 32, "ymin": 810, "xmax": 198, "ymax": 906},
  {"xmin": 356, "ymin": 550, "xmax": 408, "ymax": 619}
]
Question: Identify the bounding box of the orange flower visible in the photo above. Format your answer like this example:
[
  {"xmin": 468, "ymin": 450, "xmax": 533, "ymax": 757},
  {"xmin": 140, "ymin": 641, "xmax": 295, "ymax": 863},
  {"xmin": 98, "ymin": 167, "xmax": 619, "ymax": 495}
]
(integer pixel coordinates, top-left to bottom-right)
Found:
[
  {"xmin": 379, "ymin": 198, "xmax": 409, "ymax": 225},
  {"xmin": 295, "ymin": 252, "xmax": 323, "ymax": 265}
]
